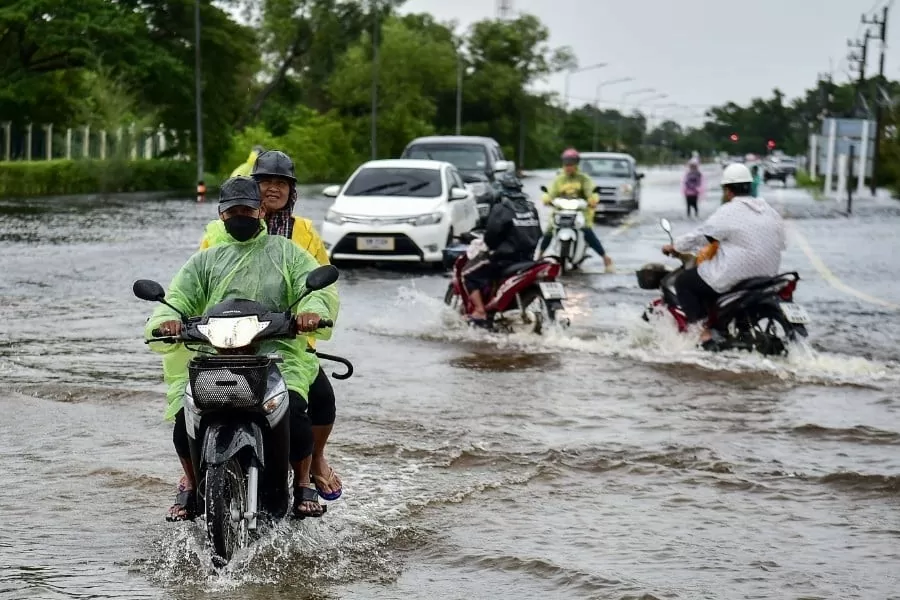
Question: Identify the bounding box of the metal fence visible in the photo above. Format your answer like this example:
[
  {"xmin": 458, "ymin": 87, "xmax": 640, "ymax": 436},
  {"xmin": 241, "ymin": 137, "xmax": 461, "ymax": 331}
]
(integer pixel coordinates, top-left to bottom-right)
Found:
[{"xmin": 0, "ymin": 122, "xmax": 191, "ymax": 162}]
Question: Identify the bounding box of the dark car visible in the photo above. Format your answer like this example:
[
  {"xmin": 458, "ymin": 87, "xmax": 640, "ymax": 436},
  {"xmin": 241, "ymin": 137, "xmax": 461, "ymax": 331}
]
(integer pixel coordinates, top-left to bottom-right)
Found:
[{"xmin": 400, "ymin": 135, "xmax": 514, "ymax": 228}]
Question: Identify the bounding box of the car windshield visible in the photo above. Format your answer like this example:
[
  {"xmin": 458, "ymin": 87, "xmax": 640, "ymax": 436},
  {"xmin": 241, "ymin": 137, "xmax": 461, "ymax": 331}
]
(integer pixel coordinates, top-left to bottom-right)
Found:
[
  {"xmin": 342, "ymin": 167, "xmax": 443, "ymax": 197},
  {"xmin": 580, "ymin": 158, "xmax": 633, "ymax": 179},
  {"xmin": 404, "ymin": 144, "xmax": 488, "ymax": 172}
]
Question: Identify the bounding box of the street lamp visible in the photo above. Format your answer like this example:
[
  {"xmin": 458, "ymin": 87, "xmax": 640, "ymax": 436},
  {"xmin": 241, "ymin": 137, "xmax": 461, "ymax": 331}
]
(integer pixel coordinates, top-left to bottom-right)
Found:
[
  {"xmin": 617, "ymin": 88, "xmax": 656, "ymax": 147},
  {"xmin": 592, "ymin": 77, "xmax": 633, "ymax": 151},
  {"xmin": 194, "ymin": 0, "xmax": 204, "ymax": 186},
  {"xmin": 563, "ymin": 62, "xmax": 608, "ymax": 111}
]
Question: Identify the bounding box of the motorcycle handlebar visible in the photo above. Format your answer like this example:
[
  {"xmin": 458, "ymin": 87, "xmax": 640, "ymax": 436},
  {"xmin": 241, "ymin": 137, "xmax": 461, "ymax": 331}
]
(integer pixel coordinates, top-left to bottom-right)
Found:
[{"xmin": 148, "ymin": 315, "xmax": 333, "ymax": 344}]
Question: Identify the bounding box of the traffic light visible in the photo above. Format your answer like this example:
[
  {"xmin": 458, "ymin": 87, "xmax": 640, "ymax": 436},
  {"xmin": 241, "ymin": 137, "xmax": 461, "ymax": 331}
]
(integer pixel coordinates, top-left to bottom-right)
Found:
[
  {"xmin": 767, "ymin": 139, "xmax": 776, "ymax": 150},
  {"xmin": 729, "ymin": 133, "xmax": 739, "ymax": 142}
]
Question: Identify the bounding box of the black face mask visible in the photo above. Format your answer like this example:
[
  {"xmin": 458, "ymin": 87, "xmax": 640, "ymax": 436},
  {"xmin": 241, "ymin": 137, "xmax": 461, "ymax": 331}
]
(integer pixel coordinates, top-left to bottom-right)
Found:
[{"xmin": 223, "ymin": 215, "xmax": 260, "ymax": 241}]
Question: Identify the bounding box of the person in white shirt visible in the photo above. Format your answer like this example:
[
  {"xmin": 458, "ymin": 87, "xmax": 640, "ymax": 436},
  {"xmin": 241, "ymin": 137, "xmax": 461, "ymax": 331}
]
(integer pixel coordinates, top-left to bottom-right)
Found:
[{"xmin": 661, "ymin": 163, "xmax": 786, "ymax": 347}]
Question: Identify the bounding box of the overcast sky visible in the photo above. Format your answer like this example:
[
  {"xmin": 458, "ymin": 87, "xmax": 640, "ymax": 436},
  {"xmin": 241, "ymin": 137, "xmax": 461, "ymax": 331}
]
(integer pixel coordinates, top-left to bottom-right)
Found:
[{"xmin": 401, "ymin": 0, "xmax": 899, "ymax": 124}]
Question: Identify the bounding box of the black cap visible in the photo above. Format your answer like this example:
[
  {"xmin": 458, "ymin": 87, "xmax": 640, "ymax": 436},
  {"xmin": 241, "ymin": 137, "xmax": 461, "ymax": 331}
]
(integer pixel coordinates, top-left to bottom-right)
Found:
[
  {"xmin": 252, "ymin": 150, "xmax": 297, "ymax": 183},
  {"xmin": 218, "ymin": 176, "xmax": 261, "ymax": 213}
]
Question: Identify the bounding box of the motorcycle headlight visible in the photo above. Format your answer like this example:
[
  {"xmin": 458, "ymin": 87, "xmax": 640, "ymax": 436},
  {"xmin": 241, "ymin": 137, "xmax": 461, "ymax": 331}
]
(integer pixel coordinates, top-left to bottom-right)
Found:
[
  {"xmin": 325, "ymin": 210, "xmax": 345, "ymax": 225},
  {"xmin": 619, "ymin": 183, "xmax": 633, "ymax": 196},
  {"xmin": 412, "ymin": 212, "xmax": 443, "ymax": 226},
  {"xmin": 468, "ymin": 182, "xmax": 487, "ymax": 196}
]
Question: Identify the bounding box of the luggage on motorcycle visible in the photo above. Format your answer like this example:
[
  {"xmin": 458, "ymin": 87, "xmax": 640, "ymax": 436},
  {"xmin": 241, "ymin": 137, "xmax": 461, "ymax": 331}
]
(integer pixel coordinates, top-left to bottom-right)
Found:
[{"xmin": 636, "ymin": 263, "xmax": 669, "ymax": 290}]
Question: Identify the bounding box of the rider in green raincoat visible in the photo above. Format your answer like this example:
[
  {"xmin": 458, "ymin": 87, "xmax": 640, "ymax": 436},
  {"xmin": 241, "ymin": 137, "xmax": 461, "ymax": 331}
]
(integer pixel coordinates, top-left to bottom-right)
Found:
[{"xmin": 145, "ymin": 175, "xmax": 339, "ymax": 520}]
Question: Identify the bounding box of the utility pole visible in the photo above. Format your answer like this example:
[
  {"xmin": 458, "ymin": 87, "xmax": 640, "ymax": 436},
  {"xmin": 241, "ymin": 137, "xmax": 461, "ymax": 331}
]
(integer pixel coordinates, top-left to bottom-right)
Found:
[
  {"xmin": 194, "ymin": 0, "xmax": 204, "ymax": 187},
  {"xmin": 497, "ymin": 0, "xmax": 512, "ymax": 19},
  {"xmin": 847, "ymin": 35, "xmax": 870, "ymax": 100},
  {"xmin": 370, "ymin": 0, "xmax": 379, "ymax": 160},
  {"xmin": 863, "ymin": 4, "xmax": 889, "ymax": 194}
]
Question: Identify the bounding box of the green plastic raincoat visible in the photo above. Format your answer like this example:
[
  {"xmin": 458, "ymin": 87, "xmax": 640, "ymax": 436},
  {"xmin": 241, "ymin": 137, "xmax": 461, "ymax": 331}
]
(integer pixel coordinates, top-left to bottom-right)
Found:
[{"xmin": 145, "ymin": 223, "xmax": 340, "ymax": 422}]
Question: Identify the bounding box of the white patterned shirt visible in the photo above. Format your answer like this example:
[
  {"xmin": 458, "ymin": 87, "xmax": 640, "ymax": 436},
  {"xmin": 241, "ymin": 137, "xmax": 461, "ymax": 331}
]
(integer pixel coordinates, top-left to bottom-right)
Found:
[{"xmin": 674, "ymin": 196, "xmax": 786, "ymax": 293}]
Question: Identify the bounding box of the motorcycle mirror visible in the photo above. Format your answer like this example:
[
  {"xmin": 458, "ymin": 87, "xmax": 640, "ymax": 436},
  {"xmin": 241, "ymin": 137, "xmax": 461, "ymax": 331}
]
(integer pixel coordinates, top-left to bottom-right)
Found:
[
  {"xmin": 540, "ymin": 185, "xmax": 548, "ymax": 193},
  {"xmin": 592, "ymin": 186, "xmax": 601, "ymax": 194},
  {"xmin": 133, "ymin": 279, "xmax": 166, "ymax": 302},
  {"xmin": 306, "ymin": 265, "xmax": 339, "ymax": 291},
  {"xmin": 288, "ymin": 265, "xmax": 340, "ymax": 312},
  {"xmin": 133, "ymin": 279, "xmax": 189, "ymax": 321},
  {"xmin": 659, "ymin": 218, "xmax": 672, "ymax": 234}
]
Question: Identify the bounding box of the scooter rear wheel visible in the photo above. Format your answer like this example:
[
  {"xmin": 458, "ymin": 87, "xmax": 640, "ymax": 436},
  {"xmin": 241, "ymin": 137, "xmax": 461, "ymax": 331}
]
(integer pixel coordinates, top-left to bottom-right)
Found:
[{"xmin": 206, "ymin": 458, "xmax": 248, "ymax": 567}]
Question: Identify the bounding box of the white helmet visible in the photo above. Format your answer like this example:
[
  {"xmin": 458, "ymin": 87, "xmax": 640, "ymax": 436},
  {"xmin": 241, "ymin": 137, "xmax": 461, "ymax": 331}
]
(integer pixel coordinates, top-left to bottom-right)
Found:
[{"xmin": 721, "ymin": 163, "xmax": 752, "ymax": 186}]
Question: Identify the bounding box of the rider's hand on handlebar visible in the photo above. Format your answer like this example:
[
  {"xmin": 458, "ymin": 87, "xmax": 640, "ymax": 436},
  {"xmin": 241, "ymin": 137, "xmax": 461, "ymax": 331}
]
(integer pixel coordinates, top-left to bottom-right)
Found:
[
  {"xmin": 662, "ymin": 244, "xmax": 675, "ymax": 256},
  {"xmin": 295, "ymin": 312, "xmax": 323, "ymax": 332},
  {"xmin": 157, "ymin": 320, "xmax": 182, "ymax": 336}
]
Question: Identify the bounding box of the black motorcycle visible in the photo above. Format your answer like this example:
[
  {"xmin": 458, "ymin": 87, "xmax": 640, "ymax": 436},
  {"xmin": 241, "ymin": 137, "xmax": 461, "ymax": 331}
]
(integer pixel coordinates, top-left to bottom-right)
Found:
[
  {"xmin": 636, "ymin": 218, "xmax": 810, "ymax": 355},
  {"xmin": 134, "ymin": 265, "xmax": 352, "ymax": 566}
]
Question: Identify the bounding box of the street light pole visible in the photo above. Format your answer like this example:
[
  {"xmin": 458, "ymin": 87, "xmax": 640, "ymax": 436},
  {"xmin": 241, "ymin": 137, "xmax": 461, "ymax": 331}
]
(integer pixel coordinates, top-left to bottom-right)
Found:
[
  {"xmin": 592, "ymin": 77, "xmax": 633, "ymax": 151},
  {"xmin": 370, "ymin": 0, "xmax": 379, "ymax": 160},
  {"xmin": 617, "ymin": 88, "xmax": 656, "ymax": 148},
  {"xmin": 194, "ymin": 0, "xmax": 204, "ymax": 184},
  {"xmin": 455, "ymin": 53, "xmax": 463, "ymax": 135},
  {"xmin": 563, "ymin": 63, "xmax": 608, "ymax": 111}
]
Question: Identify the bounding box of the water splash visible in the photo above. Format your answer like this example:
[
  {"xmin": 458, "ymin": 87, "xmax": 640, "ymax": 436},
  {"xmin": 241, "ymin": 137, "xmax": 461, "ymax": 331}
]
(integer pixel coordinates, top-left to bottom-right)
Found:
[{"xmin": 361, "ymin": 285, "xmax": 898, "ymax": 387}]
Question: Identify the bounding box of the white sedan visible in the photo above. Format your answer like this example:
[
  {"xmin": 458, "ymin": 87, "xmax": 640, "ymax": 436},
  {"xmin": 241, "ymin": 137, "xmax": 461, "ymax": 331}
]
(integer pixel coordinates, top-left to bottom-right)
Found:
[{"xmin": 320, "ymin": 159, "xmax": 479, "ymax": 264}]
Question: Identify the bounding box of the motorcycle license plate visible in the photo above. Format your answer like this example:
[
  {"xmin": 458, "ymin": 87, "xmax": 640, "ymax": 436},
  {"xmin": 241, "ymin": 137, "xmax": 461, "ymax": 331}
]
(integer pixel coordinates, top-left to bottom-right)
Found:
[
  {"xmin": 538, "ymin": 282, "xmax": 567, "ymax": 300},
  {"xmin": 779, "ymin": 302, "xmax": 810, "ymax": 324}
]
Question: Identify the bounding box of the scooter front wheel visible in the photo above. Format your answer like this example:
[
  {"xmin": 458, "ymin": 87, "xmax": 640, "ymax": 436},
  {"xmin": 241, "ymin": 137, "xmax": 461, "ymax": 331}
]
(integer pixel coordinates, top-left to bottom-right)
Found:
[{"xmin": 206, "ymin": 458, "xmax": 248, "ymax": 567}]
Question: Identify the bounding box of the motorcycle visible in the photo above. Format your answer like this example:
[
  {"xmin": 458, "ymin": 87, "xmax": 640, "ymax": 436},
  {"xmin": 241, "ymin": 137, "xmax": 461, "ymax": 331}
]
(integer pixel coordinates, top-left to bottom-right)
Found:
[
  {"xmin": 442, "ymin": 232, "xmax": 569, "ymax": 334},
  {"xmin": 636, "ymin": 218, "xmax": 810, "ymax": 356},
  {"xmin": 133, "ymin": 265, "xmax": 353, "ymax": 566},
  {"xmin": 538, "ymin": 185, "xmax": 601, "ymax": 274}
]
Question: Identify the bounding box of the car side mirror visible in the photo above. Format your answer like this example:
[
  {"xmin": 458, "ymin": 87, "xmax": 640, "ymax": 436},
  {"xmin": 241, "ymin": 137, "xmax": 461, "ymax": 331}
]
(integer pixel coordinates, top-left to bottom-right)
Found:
[
  {"xmin": 450, "ymin": 188, "xmax": 469, "ymax": 201},
  {"xmin": 494, "ymin": 160, "xmax": 512, "ymax": 173},
  {"xmin": 322, "ymin": 185, "xmax": 340, "ymax": 198},
  {"xmin": 636, "ymin": 172, "xmax": 645, "ymax": 180}
]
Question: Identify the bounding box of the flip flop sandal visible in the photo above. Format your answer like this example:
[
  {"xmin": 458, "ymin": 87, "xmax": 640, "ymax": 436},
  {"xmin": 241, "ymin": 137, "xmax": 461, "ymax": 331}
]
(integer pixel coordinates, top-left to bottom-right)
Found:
[
  {"xmin": 311, "ymin": 468, "xmax": 343, "ymax": 501},
  {"xmin": 166, "ymin": 488, "xmax": 197, "ymax": 522},
  {"xmin": 292, "ymin": 484, "xmax": 327, "ymax": 520}
]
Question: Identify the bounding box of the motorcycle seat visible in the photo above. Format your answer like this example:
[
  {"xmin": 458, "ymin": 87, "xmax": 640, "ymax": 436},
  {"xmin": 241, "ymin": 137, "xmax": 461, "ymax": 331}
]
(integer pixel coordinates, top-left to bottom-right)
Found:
[
  {"xmin": 728, "ymin": 276, "xmax": 779, "ymax": 291},
  {"xmin": 500, "ymin": 260, "xmax": 539, "ymax": 278}
]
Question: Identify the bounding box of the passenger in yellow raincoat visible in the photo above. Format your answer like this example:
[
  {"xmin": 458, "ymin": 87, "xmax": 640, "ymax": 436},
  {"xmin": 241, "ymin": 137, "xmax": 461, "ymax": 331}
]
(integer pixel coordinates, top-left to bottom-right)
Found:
[
  {"xmin": 147, "ymin": 176, "xmax": 339, "ymax": 520},
  {"xmin": 203, "ymin": 151, "xmax": 342, "ymax": 502}
]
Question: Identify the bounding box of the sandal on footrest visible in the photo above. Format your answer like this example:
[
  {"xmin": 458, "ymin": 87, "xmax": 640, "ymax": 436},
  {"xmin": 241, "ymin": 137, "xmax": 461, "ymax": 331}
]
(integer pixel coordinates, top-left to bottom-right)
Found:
[
  {"xmin": 292, "ymin": 484, "xmax": 327, "ymax": 519},
  {"xmin": 166, "ymin": 488, "xmax": 196, "ymax": 522}
]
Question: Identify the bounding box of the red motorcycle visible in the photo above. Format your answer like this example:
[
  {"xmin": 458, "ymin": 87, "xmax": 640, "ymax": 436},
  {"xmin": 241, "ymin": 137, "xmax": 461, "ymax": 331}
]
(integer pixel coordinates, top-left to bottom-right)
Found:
[{"xmin": 442, "ymin": 233, "xmax": 569, "ymax": 334}]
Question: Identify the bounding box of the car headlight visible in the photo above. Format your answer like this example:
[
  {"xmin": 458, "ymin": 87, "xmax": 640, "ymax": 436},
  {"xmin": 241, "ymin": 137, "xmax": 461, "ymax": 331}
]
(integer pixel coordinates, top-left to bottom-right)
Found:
[
  {"xmin": 468, "ymin": 182, "xmax": 487, "ymax": 196},
  {"xmin": 412, "ymin": 212, "xmax": 443, "ymax": 226},
  {"xmin": 325, "ymin": 209, "xmax": 345, "ymax": 225},
  {"xmin": 619, "ymin": 183, "xmax": 633, "ymax": 196}
]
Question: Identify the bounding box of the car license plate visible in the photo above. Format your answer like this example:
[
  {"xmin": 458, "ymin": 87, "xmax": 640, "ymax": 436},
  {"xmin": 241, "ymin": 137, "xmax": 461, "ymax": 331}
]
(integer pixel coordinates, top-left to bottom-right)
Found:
[
  {"xmin": 356, "ymin": 236, "xmax": 394, "ymax": 251},
  {"xmin": 779, "ymin": 302, "xmax": 810, "ymax": 324},
  {"xmin": 538, "ymin": 281, "xmax": 566, "ymax": 300}
]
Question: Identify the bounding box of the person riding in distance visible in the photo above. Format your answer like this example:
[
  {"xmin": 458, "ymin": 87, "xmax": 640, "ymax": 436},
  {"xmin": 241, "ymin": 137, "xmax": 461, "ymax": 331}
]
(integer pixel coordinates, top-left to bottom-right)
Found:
[
  {"xmin": 539, "ymin": 148, "xmax": 615, "ymax": 273},
  {"xmin": 661, "ymin": 163, "xmax": 786, "ymax": 350},
  {"xmin": 199, "ymin": 150, "xmax": 343, "ymax": 501},
  {"xmin": 147, "ymin": 176, "xmax": 339, "ymax": 519},
  {"xmin": 462, "ymin": 174, "xmax": 542, "ymax": 325}
]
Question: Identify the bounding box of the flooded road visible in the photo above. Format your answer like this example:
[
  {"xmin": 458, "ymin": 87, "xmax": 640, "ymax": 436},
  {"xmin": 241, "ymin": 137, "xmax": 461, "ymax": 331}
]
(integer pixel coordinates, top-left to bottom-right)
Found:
[{"xmin": 1, "ymin": 167, "xmax": 899, "ymax": 599}]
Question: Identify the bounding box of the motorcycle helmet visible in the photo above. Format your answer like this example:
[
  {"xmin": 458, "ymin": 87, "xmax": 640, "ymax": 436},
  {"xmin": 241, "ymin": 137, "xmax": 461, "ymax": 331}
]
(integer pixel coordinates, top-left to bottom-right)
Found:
[
  {"xmin": 251, "ymin": 150, "xmax": 297, "ymax": 183},
  {"xmin": 561, "ymin": 148, "xmax": 580, "ymax": 166},
  {"xmin": 721, "ymin": 163, "xmax": 752, "ymax": 185}
]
